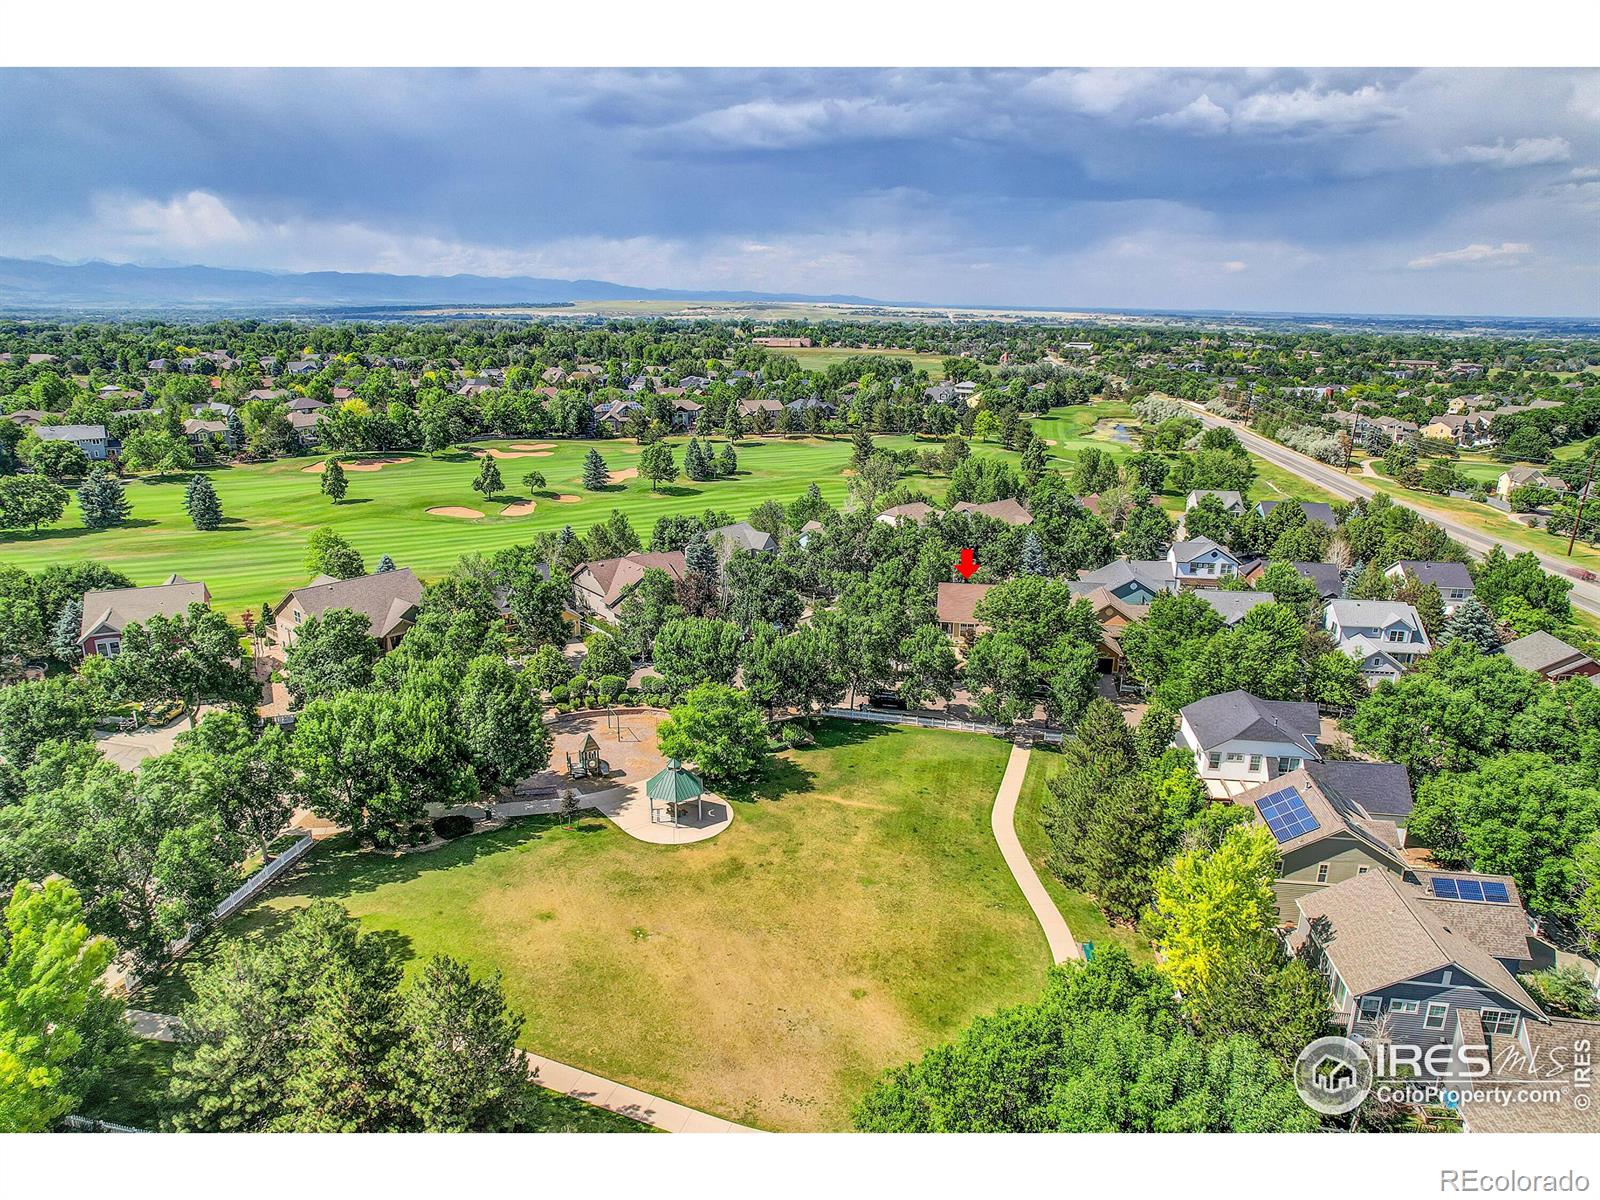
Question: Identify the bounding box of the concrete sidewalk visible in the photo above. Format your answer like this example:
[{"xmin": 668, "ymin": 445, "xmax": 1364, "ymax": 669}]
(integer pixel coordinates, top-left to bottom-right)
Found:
[
  {"xmin": 990, "ymin": 744, "xmax": 1082, "ymax": 964},
  {"xmin": 523, "ymin": 1051, "xmax": 760, "ymax": 1133}
]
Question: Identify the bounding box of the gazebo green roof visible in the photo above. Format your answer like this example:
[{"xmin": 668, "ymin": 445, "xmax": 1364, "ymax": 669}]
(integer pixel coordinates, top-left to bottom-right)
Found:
[{"xmin": 645, "ymin": 758, "xmax": 704, "ymax": 805}]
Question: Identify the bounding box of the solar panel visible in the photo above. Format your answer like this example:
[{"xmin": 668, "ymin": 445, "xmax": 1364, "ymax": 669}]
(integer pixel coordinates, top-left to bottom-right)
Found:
[
  {"xmin": 1258, "ymin": 786, "xmax": 1320, "ymax": 844},
  {"xmin": 1430, "ymin": 875, "xmax": 1512, "ymax": 904}
]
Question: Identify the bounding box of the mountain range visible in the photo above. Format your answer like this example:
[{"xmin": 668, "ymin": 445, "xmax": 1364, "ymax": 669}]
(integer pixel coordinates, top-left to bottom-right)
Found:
[{"xmin": 0, "ymin": 256, "xmax": 889, "ymax": 312}]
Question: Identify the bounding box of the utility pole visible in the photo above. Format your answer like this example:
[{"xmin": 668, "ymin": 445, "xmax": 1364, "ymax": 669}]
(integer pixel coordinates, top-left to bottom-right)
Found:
[{"xmin": 1565, "ymin": 446, "xmax": 1598, "ymax": 558}]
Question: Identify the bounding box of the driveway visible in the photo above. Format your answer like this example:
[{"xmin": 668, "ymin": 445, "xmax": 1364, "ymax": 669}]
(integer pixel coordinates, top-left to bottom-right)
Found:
[{"xmin": 95, "ymin": 706, "xmax": 218, "ymax": 770}]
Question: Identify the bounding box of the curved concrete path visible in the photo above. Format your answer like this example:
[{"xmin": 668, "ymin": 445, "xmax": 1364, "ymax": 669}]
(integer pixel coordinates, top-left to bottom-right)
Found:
[
  {"xmin": 991, "ymin": 744, "xmax": 1082, "ymax": 963},
  {"xmin": 521, "ymin": 1051, "xmax": 760, "ymax": 1133}
]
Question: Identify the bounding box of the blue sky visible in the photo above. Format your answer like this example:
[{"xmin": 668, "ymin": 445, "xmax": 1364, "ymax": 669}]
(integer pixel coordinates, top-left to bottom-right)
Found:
[{"xmin": 1, "ymin": 68, "xmax": 1596, "ymax": 315}]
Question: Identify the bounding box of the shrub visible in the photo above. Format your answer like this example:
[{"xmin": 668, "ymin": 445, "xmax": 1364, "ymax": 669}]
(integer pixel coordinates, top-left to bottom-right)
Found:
[{"xmin": 432, "ymin": 814, "xmax": 475, "ymax": 840}]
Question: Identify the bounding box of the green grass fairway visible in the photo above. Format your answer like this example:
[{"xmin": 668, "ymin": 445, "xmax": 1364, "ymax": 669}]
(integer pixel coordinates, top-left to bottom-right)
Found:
[
  {"xmin": 1015, "ymin": 746, "xmax": 1153, "ymax": 964},
  {"xmin": 142, "ymin": 722, "xmax": 1048, "ymax": 1131},
  {"xmin": 774, "ymin": 345, "xmax": 950, "ymax": 378},
  {"xmin": 0, "ymin": 434, "xmax": 998, "ymax": 616}
]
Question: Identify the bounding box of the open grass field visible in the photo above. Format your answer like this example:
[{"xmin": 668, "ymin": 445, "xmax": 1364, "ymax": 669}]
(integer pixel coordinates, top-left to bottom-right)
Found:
[
  {"xmin": 1014, "ymin": 746, "xmax": 1153, "ymax": 964},
  {"xmin": 773, "ymin": 345, "xmax": 950, "ymax": 379},
  {"xmin": 141, "ymin": 722, "xmax": 1049, "ymax": 1132},
  {"xmin": 0, "ymin": 433, "xmax": 1012, "ymax": 616}
]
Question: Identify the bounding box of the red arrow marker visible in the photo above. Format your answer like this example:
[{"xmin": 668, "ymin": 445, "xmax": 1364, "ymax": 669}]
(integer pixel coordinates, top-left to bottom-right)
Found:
[{"xmin": 955, "ymin": 548, "xmax": 979, "ymax": 579}]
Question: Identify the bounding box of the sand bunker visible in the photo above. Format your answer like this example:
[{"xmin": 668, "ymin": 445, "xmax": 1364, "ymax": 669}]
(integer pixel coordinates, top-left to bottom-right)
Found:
[
  {"xmin": 426, "ymin": 506, "xmax": 485, "ymax": 519},
  {"xmin": 301, "ymin": 456, "xmax": 413, "ymax": 474},
  {"xmin": 511, "ymin": 442, "xmax": 556, "ymax": 451},
  {"xmin": 472, "ymin": 447, "xmax": 553, "ymax": 459},
  {"xmin": 607, "ymin": 468, "xmax": 639, "ymax": 483},
  {"xmin": 550, "ymin": 493, "xmax": 582, "ymax": 503},
  {"xmin": 500, "ymin": 501, "xmax": 537, "ymax": 517}
]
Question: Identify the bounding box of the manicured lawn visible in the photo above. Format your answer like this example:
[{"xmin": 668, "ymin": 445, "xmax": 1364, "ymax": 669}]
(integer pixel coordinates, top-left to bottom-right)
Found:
[
  {"xmin": 774, "ymin": 345, "xmax": 950, "ymax": 379},
  {"xmin": 0, "ymin": 434, "xmax": 1001, "ymax": 616},
  {"xmin": 141, "ymin": 722, "xmax": 1047, "ymax": 1132},
  {"xmin": 1362, "ymin": 475, "xmax": 1600, "ymax": 572},
  {"xmin": 1014, "ymin": 745, "xmax": 1153, "ymax": 965}
]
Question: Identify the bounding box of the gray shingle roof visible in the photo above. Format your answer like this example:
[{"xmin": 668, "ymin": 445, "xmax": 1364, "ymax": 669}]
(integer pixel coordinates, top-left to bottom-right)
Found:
[
  {"xmin": 280, "ymin": 568, "xmax": 422, "ymax": 639},
  {"xmin": 1179, "ymin": 689, "xmax": 1321, "ymax": 756},
  {"xmin": 1388, "ymin": 560, "xmax": 1473, "ymax": 590},
  {"xmin": 80, "ymin": 577, "xmax": 210, "ymax": 640},
  {"xmin": 1501, "ymin": 630, "xmax": 1596, "ymax": 677},
  {"xmin": 1196, "ymin": 590, "xmax": 1274, "ymax": 626},
  {"xmin": 1306, "ymin": 760, "xmax": 1414, "ymax": 821}
]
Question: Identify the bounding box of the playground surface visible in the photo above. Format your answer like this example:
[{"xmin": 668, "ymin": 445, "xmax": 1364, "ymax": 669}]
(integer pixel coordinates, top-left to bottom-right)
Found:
[{"xmin": 503, "ymin": 708, "xmax": 732, "ymax": 845}]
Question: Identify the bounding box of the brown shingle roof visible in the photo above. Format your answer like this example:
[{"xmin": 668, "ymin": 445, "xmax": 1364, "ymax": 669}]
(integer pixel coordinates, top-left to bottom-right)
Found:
[
  {"xmin": 574, "ymin": 552, "xmax": 687, "ymax": 606},
  {"xmin": 80, "ymin": 577, "xmax": 210, "ymax": 640},
  {"xmin": 936, "ymin": 582, "xmax": 994, "ymax": 628},
  {"xmin": 278, "ymin": 568, "xmax": 422, "ymax": 639}
]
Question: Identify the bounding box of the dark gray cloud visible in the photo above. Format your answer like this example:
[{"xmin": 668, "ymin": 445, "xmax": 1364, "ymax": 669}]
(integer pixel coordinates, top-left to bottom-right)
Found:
[{"xmin": 0, "ymin": 68, "xmax": 1594, "ymax": 313}]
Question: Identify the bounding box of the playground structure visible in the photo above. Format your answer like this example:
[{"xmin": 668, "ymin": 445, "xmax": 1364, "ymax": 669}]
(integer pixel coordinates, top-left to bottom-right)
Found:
[{"xmin": 565, "ymin": 733, "xmax": 611, "ymax": 780}]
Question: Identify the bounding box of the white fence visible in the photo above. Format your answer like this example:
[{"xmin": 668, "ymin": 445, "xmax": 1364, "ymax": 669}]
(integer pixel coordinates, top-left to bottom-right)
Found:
[
  {"xmin": 821, "ymin": 706, "xmax": 1063, "ymax": 744},
  {"xmin": 165, "ymin": 833, "xmax": 315, "ymax": 959}
]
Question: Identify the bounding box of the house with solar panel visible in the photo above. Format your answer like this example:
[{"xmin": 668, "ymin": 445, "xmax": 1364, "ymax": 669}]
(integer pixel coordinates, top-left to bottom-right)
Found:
[
  {"xmin": 1231, "ymin": 767, "xmax": 1414, "ymax": 922},
  {"xmin": 1292, "ymin": 869, "xmax": 1549, "ymax": 1053},
  {"xmin": 1175, "ymin": 690, "xmax": 1322, "ymax": 798},
  {"xmin": 1323, "ymin": 598, "xmax": 1433, "ymax": 684}
]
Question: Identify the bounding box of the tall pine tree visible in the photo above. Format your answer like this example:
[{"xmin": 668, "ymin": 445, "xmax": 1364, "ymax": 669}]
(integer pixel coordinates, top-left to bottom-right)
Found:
[
  {"xmin": 183, "ymin": 473, "xmax": 223, "ymax": 530},
  {"xmin": 581, "ymin": 448, "xmax": 609, "ymax": 491},
  {"xmin": 76, "ymin": 466, "xmax": 130, "ymax": 529},
  {"xmin": 1444, "ymin": 596, "xmax": 1501, "ymax": 654}
]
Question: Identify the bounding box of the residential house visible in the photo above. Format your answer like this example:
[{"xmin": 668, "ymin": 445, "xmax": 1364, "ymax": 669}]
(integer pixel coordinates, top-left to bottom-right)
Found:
[
  {"xmin": 1451, "ymin": 1011, "xmax": 1600, "ymax": 1133},
  {"xmin": 271, "ymin": 568, "xmax": 424, "ymax": 656},
  {"xmin": 705, "ymin": 521, "xmax": 777, "ymax": 566},
  {"xmin": 1501, "ymin": 631, "xmax": 1600, "ymax": 681},
  {"xmin": 1242, "ymin": 560, "xmax": 1342, "ymax": 601},
  {"xmin": 876, "ymin": 502, "xmax": 936, "ymax": 528},
  {"xmin": 1293, "ymin": 870, "xmax": 1545, "ymax": 1055},
  {"xmin": 1167, "ymin": 537, "xmax": 1241, "ymax": 584},
  {"xmin": 286, "ymin": 395, "xmax": 327, "ymax": 414},
  {"xmin": 1383, "ymin": 560, "xmax": 1474, "ymax": 614},
  {"xmin": 670, "ymin": 397, "xmax": 702, "ymax": 430},
  {"xmin": 1306, "ymin": 760, "xmax": 1416, "ymax": 840},
  {"xmin": 1073, "ymin": 586, "xmax": 1148, "ymax": 680},
  {"xmin": 951, "ymin": 497, "xmax": 1033, "ymax": 526},
  {"xmin": 33, "ymin": 424, "xmax": 110, "ymax": 460},
  {"xmin": 570, "ymin": 551, "xmax": 688, "ymax": 627},
  {"xmin": 1232, "ymin": 768, "xmax": 1408, "ymax": 922},
  {"xmin": 1176, "ymin": 690, "xmax": 1322, "ymax": 797},
  {"xmin": 736, "ymin": 397, "xmax": 785, "ymax": 421},
  {"xmin": 1496, "ymin": 465, "xmax": 1568, "ymax": 503},
  {"xmin": 286, "ymin": 410, "xmax": 325, "ymax": 447},
  {"xmin": 1196, "ymin": 589, "xmax": 1275, "ymax": 626},
  {"xmin": 936, "ymin": 582, "xmax": 995, "ymax": 644},
  {"xmin": 1072, "ymin": 559, "xmax": 1176, "ymax": 605},
  {"xmin": 1421, "ymin": 412, "xmax": 1493, "ymax": 448},
  {"xmin": 1323, "ymin": 599, "xmax": 1432, "ymax": 683},
  {"xmin": 1252, "ymin": 499, "xmax": 1336, "ymax": 529},
  {"xmin": 182, "ymin": 418, "xmax": 231, "ymax": 448},
  {"xmin": 592, "ymin": 399, "xmax": 643, "ymax": 434},
  {"xmin": 4, "ymin": 409, "xmax": 47, "ymax": 427},
  {"xmin": 1185, "ymin": 489, "xmax": 1246, "ymax": 516},
  {"xmin": 78, "ymin": 575, "xmax": 210, "ymax": 658}
]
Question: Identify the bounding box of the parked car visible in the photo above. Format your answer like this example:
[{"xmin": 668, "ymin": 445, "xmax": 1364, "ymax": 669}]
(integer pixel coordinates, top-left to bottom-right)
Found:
[
  {"xmin": 1566, "ymin": 567, "xmax": 1597, "ymax": 582},
  {"xmin": 865, "ymin": 692, "xmax": 908, "ymax": 710}
]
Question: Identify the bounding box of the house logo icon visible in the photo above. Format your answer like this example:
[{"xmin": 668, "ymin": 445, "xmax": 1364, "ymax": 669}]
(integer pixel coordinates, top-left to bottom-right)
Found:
[{"xmin": 1294, "ymin": 1036, "xmax": 1374, "ymax": 1115}]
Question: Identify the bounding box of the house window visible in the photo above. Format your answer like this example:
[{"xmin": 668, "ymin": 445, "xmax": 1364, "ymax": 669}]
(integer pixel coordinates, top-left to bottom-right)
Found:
[
  {"xmin": 1225, "ymin": 752, "xmax": 1244, "ymax": 764},
  {"xmin": 1358, "ymin": 866, "xmax": 1370, "ymax": 875},
  {"xmin": 1330, "ymin": 972, "xmax": 1349, "ymax": 1008},
  {"xmin": 1389, "ymin": 998, "xmax": 1420, "ymax": 1015},
  {"xmin": 1424, "ymin": 1001, "xmax": 1449, "ymax": 1030},
  {"xmin": 1480, "ymin": 1008, "xmax": 1520, "ymax": 1035},
  {"xmin": 1207, "ymin": 752, "xmax": 1222, "ymax": 769},
  {"xmin": 1359, "ymin": 997, "xmax": 1383, "ymax": 1020},
  {"xmin": 1385, "ymin": 629, "xmax": 1407, "ymax": 643},
  {"xmin": 1315, "ymin": 864, "xmax": 1330, "ymax": 884},
  {"xmin": 1248, "ymin": 754, "xmax": 1262, "ymax": 772},
  {"xmin": 1277, "ymin": 757, "xmax": 1302, "ymax": 773}
]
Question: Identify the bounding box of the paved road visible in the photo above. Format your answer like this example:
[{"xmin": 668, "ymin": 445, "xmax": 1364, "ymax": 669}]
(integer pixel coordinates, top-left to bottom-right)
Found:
[
  {"xmin": 1187, "ymin": 404, "xmax": 1600, "ymax": 619},
  {"xmin": 990, "ymin": 744, "xmax": 1082, "ymax": 964}
]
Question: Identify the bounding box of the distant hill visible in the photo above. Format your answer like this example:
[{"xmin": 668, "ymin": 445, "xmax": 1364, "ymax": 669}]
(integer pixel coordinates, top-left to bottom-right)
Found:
[{"xmin": 0, "ymin": 257, "xmax": 889, "ymax": 311}]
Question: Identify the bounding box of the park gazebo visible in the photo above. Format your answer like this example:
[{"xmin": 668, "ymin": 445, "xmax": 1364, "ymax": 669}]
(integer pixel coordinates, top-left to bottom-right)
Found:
[{"xmin": 644, "ymin": 758, "xmax": 705, "ymax": 826}]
